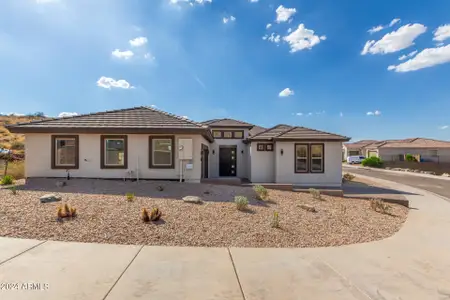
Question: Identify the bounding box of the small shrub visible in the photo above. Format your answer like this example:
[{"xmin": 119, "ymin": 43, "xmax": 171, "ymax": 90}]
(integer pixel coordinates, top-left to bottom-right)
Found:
[
  {"xmin": 141, "ymin": 208, "xmax": 150, "ymax": 223},
  {"xmin": 0, "ymin": 175, "xmax": 14, "ymax": 185},
  {"xmin": 156, "ymin": 185, "xmax": 164, "ymax": 191},
  {"xmin": 10, "ymin": 140, "xmax": 24, "ymax": 150},
  {"xmin": 253, "ymin": 185, "xmax": 268, "ymax": 200},
  {"xmin": 10, "ymin": 185, "xmax": 17, "ymax": 195},
  {"xmin": 126, "ymin": 192, "xmax": 135, "ymax": 202},
  {"xmin": 361, "ymin": 157, "xmax": 383, "ymax": 168},
  {"xmin": 309, "ymin": 188, "xmax": 322, "ymax": 200},
  {"xmin": 234, "ymin": 196, "xmax": 249, "ymax": 211},
  {"xmin": 342, "ymin": 173, "xmax": 355, "ymax": 182},
  {"xmin": 150, "ymin": 208, "xmax": 162, "ymax": 221},
  {"xmin": 56, "ymin": 203, "xmax": 77, "ymax": 220},
  {"xmin": 271, "ymin": 211, "xmax": 280, "ymax": 228},
  {"xmin": 370, "ymin": 199, "xmax": 391, "ymax": 214},
  {"xmin": 405, "ymin": 154, "xmax": 417, "ymax": 162}
]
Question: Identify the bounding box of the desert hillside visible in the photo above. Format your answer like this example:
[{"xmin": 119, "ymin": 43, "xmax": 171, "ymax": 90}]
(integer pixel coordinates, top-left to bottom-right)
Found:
[{"xmin": 0, "ymin": 115, "xmax": 46, "ymax": 153}]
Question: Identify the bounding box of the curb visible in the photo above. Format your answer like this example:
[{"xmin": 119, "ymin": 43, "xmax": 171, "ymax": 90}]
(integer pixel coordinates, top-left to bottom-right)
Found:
[{"xmin": 343, "ymin": 164, "xmax": 450, "ymax": 181}]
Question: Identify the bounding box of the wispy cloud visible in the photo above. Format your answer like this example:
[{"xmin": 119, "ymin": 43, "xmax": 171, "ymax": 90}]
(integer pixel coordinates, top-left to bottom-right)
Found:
[
  {"xmin": 129, "ymin": 37, "xmax": 148, "ymax": 47},
  {"xmin": 388, "ymin": 44, "xmax": 450, "ymax": 72},
  {"xmin": 339, "ymin": 112, "xmax": 343, "ymax": 117},
  {"xmin": 223, "ymin": 16, "xmax": 236, "ymax": 24},
  {"xmin": 58, "ymin": 112, "xmax": 78, "ymax": 118},
  {"xmin": 97, "ymin": 76, "xmax": 133, "ymax": 89},
  {"xmin": 367, "ymin": 110, "xmax": 381, "ymax": 116},
  {"xmin": 111, "ymin": 49, "xmax": 134, "ymax": 59},
  {"xmin": 193, "ymin": 75, "xmax": 206, "ymax": 89},
  {"xmin": 439, "ymin": 125, "xmax": 448, "ymax": 130},
  {"xmin": 279, "ymin": 88, "xmax": 294, "ymax": 97}
]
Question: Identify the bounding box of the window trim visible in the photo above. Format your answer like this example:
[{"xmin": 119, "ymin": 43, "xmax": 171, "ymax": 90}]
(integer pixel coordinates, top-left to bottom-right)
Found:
[
  {"xmin": 149, "ymin": 135, "xmax": 175, "ymax": 169},
  {"xmin": 294, "ymin": 143, "xmax": 309, "ymax": 173},
  {"xmin": 233, "ymin": 131, "xmax": 244, "ymax": 139},
  {"xmin": 212, "ymin": 130, "xmax": 245, "ymax": 139},
  {"xmin": 100, "ymin": 135, "xmax": 128, "ymax": 169},
  {"xmin": 257, "ymin": 143, "xmax": 265, "ymax": 151},
  {"xmin": 212, "ymin": 130, "xmax": 223, "ymax": 138},
  {"xmin": 265, "ymin": 144, "xmax": 274, "ymax": 151},
  {"xmin": 310, "ymin": 143, "xmax": 325, "ymax": 173},
  {"xmin": 51, "ymin": 135, "xmax": 79, "ymax": 169}
]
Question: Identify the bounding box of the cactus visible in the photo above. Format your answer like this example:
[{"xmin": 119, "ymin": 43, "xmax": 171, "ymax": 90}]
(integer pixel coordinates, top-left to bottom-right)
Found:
[
  {"xmin": 271, "ymin": 211, "xmax": 280, "ymax": 228},
  {"xmin": 150, "ymin": 208, "xmax": 162, "ymax": 221},
  {"xmin": 141, "ymin": 208, "xmax": 150, "ymax": 223}
]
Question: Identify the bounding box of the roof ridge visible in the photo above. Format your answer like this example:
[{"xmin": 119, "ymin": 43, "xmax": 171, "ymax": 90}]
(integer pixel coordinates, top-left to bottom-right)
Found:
[
  {"xmin": 292, "ymin": 126, "xmax": 350, "ymax": 139},
  {"xmin": 249, "ymin": 124, "xmax": 293, "ymax": 139},
  {"xmin": 275, "ymin": 126, "xmax": 297, "ymax": 137},
  {"xmin": 142, "ymin": 106, "xmax": 206, "ymax": 128}
]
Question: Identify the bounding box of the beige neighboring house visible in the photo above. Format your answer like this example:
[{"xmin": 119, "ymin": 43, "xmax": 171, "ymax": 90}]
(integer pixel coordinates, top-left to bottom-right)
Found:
[
  {"xmin": 345, "ymin": 138, "xmax": 450, "ymax": 163},
  {"xmin": 342, "ymin": 140, "xmax": 377, "ymax": 160},
  {"xmin": 7, "ymin": 106, "xmax": 350, "ymax": 187}
]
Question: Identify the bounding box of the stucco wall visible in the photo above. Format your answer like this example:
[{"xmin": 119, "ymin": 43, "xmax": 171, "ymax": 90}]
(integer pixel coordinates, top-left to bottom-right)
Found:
[
  {"xmin": 275, "ymin": 141, "xmax": 343, "ymax": 186},
  {"xmin": 378, "ymin": 148, "xmax": 450, "ymax": 163},
  {"xmin": 209, "ymin": 128, "xmax": 249, "ymax": 178},
  {"xmin": 249, "ymin": 143, "xmax": 275, "ymax": 183},
  {"xmin": 25, "ymin": 133, "xmax": 208, "ymax": 182}
]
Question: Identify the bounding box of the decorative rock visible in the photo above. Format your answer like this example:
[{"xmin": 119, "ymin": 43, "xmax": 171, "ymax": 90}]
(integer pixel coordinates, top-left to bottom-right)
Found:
[
  {"xmin": 442, "ymin": 173, "xmax": 450, "ymax": 177},
  {"xmin": 423, "ymin": 171, "xmax": 436, "ymax": 175},
  {"xmin": 182, "ymin": 196, "xmax": 203, "ymax": 204},
  {"xmin": 40, "ymin": 194, "xmax": 62, "ymax": 203},
  {"xmin": 55, "ymin": 181, "xmax": 66, "ymax": 188},
  {"xmin": 299, "ymin": 204, "xmax": 317, "ymax": 213}
]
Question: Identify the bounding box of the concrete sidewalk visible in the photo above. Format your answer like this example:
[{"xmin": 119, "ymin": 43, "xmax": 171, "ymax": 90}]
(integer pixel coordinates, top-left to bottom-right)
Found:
[{"xmin": 1, "ymin": 176, "xmax": 450, "ymax": 300}]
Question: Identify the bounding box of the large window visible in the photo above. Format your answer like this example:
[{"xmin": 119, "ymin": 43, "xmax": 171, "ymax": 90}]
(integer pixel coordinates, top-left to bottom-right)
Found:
[
  {"xmin": 149, "ymin": 136, "xmax": 174, "ymax": 168},
  {"xmin": 310, "ymin": 144, "xmax": 324, "ymax": 173},
  {"xmin": 101, "ymin": 135, "xmax": 127, "ymax": 169},
  {"xmin": 295, "ymin": 144, "xmax": 308, "ymax": 173},
  {"xmin": 51, "ymin": 135, "xmax": 79, "ymax": 169},
  {"xmin": 295, "ymin": 143, "xmax": 324, "ymax": 173}
]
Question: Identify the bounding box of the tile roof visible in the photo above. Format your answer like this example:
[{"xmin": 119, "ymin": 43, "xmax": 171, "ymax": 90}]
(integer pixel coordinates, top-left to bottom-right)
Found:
[
  {"xmin": 249, "ymin": 124, "xmax": 350, "ymax": 142},
  {"xmin": 344, "ymin": 140, "xmax": 378, "ymax": 149},
  {"xmin": 379, "ymin": 138, "xmax": 450, "ymax": 149},
  {"xmin": 249, "ymin": 125, "xmax": 267, "ymax": 137},
  {"xmin": 201, "ymin": 118, "xmax": 254, "ymax": 128},
  {"xmin": 8, "ymin": 106, "xmax": 207, "ymax": 130}
]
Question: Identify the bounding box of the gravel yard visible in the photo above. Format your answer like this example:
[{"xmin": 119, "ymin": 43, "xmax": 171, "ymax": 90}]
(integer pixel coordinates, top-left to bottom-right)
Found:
[{"xmin": 0, "ymin": 179, "xmax": 408, "ymax": 248}]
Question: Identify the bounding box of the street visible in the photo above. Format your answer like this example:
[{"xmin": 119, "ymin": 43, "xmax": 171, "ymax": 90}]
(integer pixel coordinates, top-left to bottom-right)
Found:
[{"xmin": 343, "ymin": 166, "xmax": 450, "ymax": 200}]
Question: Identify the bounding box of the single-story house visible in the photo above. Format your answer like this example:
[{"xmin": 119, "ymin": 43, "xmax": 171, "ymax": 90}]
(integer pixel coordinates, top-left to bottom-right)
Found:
[
  {"xmin": 7, "ymin": 106, "xmax": 350, "ymax": 187},
  {"xmin": 342, "ymin": 140, "xmax": 377, "ymax": 160},
  {"xmin": 362, "ymin": 138, "xmax": 450, "ymax": 163}
]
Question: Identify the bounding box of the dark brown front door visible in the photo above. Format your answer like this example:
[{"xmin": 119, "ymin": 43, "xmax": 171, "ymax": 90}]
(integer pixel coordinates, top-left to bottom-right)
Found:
[
  {"xmin": 201, "ymin": 144, "xmax": 209, "ymax": 179},
  {"xmin": 219, "ymin": 146, "xmax": 237, "ymax": 177}
]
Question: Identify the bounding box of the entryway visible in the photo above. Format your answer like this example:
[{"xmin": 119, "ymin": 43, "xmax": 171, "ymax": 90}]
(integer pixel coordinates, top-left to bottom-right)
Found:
[
  {"xmin": 219, "ymin": 146, "xmax": 237, "ymax": 177},
  {"xmin": 201, "ymin": 144, "xmax": 209, "ymax": 179}
]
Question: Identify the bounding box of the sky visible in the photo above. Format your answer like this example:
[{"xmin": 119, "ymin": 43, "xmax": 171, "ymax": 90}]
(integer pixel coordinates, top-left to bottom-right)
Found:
[{"xmin": 0, "ymin": 0, "xmax": 450, "ymax": 141}]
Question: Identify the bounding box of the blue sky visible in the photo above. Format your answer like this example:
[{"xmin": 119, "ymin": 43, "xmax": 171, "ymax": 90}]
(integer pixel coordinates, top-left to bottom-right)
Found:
[{"xmin": 1, "ymin": 0, "xmax": 450, "ymax": 141}]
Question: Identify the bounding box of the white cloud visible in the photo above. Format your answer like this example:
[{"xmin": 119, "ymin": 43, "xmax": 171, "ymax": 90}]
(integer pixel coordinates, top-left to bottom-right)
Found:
[
  {"xmin": 170, "ymin": 0, "xmax": 212, "ymax": 5},
  {"xmin": 223, "ymin": 16, "xmax": 236, "ymax": 24},
  {"xmin": 97, "ymin": 76, "xmax": 133, "ymax": 89},
  {"xmin": 388, "ymin": 44, "xmax": 450, "ymax": 72},
  {"xmin": 263, "ymin": 33, "xmax": 281, "ymax": 43},
  {"xmin": 439, "ymin": 125, "xmax": 448, "ymax": 130},
  {"xmin": 279, "ymin": 88, "xmax": 294, "ymax": 97},
  {"xmin": 266, "ymin": 23, "xmax": 272, "ymax": 29},
  {"xmin": 111, "ymin": 49, "xmax": 134, "ymax": 59},
  {"xmin": 296, "ymin": 112, "xmax": 303, "ymax": 116},
  {"xmin": 361, "ymin": 24, "xmax": 426, "ymax": 55},
  {"xmin": 339, "ymin": 112, "xmax": 343, "ymax": 117},
  {"xmin": 36, "ymin": 0, "xmax": 59, "ymax": 3},
  {"xmin": 58, "ymin": 112, "xmax": 78, "ymax": 118},
  {"xmin": 368, "ymin": 25, "xmax": 384, "ymax": 34},
  {"xmin": 129, "ymin": 37, "xmax": 148, "ymax": 47},
  {"xmin": 367, "ymin": 110, "xmax": 381, "ymax": 116},
  {"xmin": 249, "ymin": 0, "xmax": 259, "ymax": 2},
  {"xmin": 398, "ymin": 50, "xmax": 418, "ymax": 60},
  {"xmin": 283, "ymin": 24, "xmax": 326, "ymax": 53},
  {"xmin": 389, "ymin": 18, "xmax": 401, "ymax": 27},
  {"xmin": 144, "ymin": 52, "xmax": 155, "ymax": 60},
  {"xmin": 275, "ymin": 5, "xmax": 296, "ymax": 23},
  {"xmin": 307, "ymin": 112, "xmax": 312, "ymax": 116},
  {"xmin": 433, "ymin": 24, "xmax": 450, "ymax": 42}
]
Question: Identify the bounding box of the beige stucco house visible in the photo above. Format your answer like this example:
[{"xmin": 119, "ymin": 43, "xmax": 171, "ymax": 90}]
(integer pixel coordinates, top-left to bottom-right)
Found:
[{"xmin": 7, "ymin": 106, "xmax": 350, "ymax": 187}]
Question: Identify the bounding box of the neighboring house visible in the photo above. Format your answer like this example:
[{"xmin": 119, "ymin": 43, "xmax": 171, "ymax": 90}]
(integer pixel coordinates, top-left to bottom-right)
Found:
[
  {"xmin": 342, "ymin": 140, "xmax": 377, "ymax": 160},
  {"xmin": 7, "ymin": 106, "xmax": 350, "ymax": 187}
]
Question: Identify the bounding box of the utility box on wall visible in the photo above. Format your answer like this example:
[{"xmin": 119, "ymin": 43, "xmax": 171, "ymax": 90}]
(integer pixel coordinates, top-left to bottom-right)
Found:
[{"xmin": 178, "ymin": 139, "xmax": 193, "ymax": 160}]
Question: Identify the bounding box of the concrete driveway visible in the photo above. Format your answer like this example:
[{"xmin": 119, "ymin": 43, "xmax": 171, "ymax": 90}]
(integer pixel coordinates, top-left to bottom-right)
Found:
[{"xmin": 1, "ymin": 176, "xmax": 450, "ymax": 300}]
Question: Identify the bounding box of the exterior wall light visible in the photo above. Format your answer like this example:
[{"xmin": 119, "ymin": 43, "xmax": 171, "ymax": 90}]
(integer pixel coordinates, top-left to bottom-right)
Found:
[{"xmin": 280, "ymin": 149, "xmax": 284, "ymax": 156}]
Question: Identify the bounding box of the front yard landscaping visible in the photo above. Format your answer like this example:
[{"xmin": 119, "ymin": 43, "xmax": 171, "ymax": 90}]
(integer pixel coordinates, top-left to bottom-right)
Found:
[{"xmin": 0, "ymin": 179, "xmax": 408, "ymax": 248}]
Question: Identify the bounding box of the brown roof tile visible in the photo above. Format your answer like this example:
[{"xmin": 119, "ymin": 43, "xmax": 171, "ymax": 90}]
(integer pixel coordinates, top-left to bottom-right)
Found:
[
  {"xmin": 249, "ymin": 124, "xmax": 350, "ymax": 142},
  {"xmin": 379, "ymin": 138, "xmax": 450, "ymax": 149},
  {"xmin": 201, "ymin": 118, "xmax": 255, "ymax": 128}
]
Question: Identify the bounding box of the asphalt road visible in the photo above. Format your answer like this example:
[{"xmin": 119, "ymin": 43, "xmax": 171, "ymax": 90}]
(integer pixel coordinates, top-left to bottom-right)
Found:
[{"xmin": 343, "ymin": 166, "xmax": 450, "ymax": 200}]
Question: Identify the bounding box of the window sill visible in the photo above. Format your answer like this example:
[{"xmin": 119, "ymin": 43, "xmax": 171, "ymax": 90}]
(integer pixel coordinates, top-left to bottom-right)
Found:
[
  {"xmin": 51, "ymin": 166, "xmax": 79, "ymax": 170},
  {"xmin": 101, "ymin": 165, "xmax": 127, "ymax": 169},
  {"xmin": 149, "ymin": 165, "xmax": 175, "ymax": 169}
]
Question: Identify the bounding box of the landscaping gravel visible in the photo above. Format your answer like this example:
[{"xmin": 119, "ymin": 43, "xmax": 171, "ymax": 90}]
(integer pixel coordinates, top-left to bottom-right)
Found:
[{"xmin": 0, "ymin": 178, "xmax": 408, "ymax": 248}]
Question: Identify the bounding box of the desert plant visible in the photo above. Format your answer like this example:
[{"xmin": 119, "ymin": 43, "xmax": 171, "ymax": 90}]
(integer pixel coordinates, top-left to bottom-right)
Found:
[
  {"xmin": 342, "ymin": 173, "xmax": 355, "ymax": 182},
  {"xmin": 10, "ymin": 185, "xmax": 17, "ymax": 195},
  {"xmin": 0, "ymin": 175, "xmax": 14, "ymax": 185},
  {"xmin": 309, "ymin": 188, "xmax": 322, "ymax": 200},
  {"xmin": 234, "ymin": 196, "xmax": 249, "ymax": 211},
  {"xmin": 56, "ymin": 203, "xmax": 77, "ymax": 220},
  {"xmin": 370, "ymin": 199, "xmax": 391, "ymax": 214},
  {"xmin": 141, "ymin": 208, "xmax": 150, "ymax": 222},
  {"xmin": 156, "ymin": 185, "xmax": 164, "ymax": 191},
  {"xmin": 253, "ymin": 185, "xmax": 268, "ymax": 200},
  {"xmin": 361, "ymin": 156, "xmax": 383, "ymax": 168},
  {"xmin": 126, "ymin": 192, "xmax": 135, "ymax": 202},
  {"xmin": 271, "ymin": 211, "xmax": 280, "ymax": 228},
  {"xmin": 5, "ymin": 161, "xmax": 25, "ymax": 180},
  {"xmin": 10, "ymin": 140, "xmax": 24, "ymax": 150},
  {"xmin": 405, "ymin": 154, "xmax": 417, "ymax": 162},
  {"xmin": 150, "ymin": 208, "xmax": 162, "ymax": 221}
]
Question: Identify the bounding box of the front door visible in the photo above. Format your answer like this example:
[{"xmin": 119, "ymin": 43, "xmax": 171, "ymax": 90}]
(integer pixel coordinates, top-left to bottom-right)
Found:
[
  {"xmin": 201, "ymin": 144, "xmax": 209, "ymax": 179},
  {"xmin": 219, "ymin": 146, "xmax": 237, "ymax": 177}
]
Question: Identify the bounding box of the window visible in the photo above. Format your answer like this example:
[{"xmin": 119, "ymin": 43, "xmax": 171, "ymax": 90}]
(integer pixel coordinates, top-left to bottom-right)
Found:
[
  {"xmin": 295, "ymin": 144, "xmax": 308, "ymax": 173},
  {"xmin": 223, "ymin": 131, "xmax": 233, "ymax": 138},
  {"xmin": 212, "ymin": 131, "xmax": 222, "ymax": 138},
  {"xmin": 429, "ymin": 149, "xmax": 438, "ymax": 157},
  {"xmin": 101, "ymin": 135, "xmax": 127, "ymax": 169},
  {"xmin": 310, "ymin": 144, "xmax": 324, "ymax": 173},
  {"xmin": 257, "ymin": 143, "xmax": 265, "ymax": 151},
  {"xmin": 233, "ymin": 131, "xmax": 244, "ymax": 139},
  {"xmin": 265, "ymin": 144, "xmax": 273, "ymax": 151},
  {"xmin": 149, "ymin": 136, "xmax": 175, "ymax": 168},
  {"xmin": 51, "ymin": 135, "xmax": 79, "ymax": 169}
]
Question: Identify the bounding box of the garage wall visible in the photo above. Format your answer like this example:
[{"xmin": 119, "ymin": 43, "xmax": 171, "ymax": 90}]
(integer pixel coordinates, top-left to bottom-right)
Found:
[
  {"xmin": 275, "ymin": 141, "xmax": 343, "ymax": 187},
  {"xmin": 249, "ymin": 142, "xmax": 275, "ymax": 183},
  {"xmin": 25, "ymin": 133, "xmax": 206, "ymax": 182}
]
